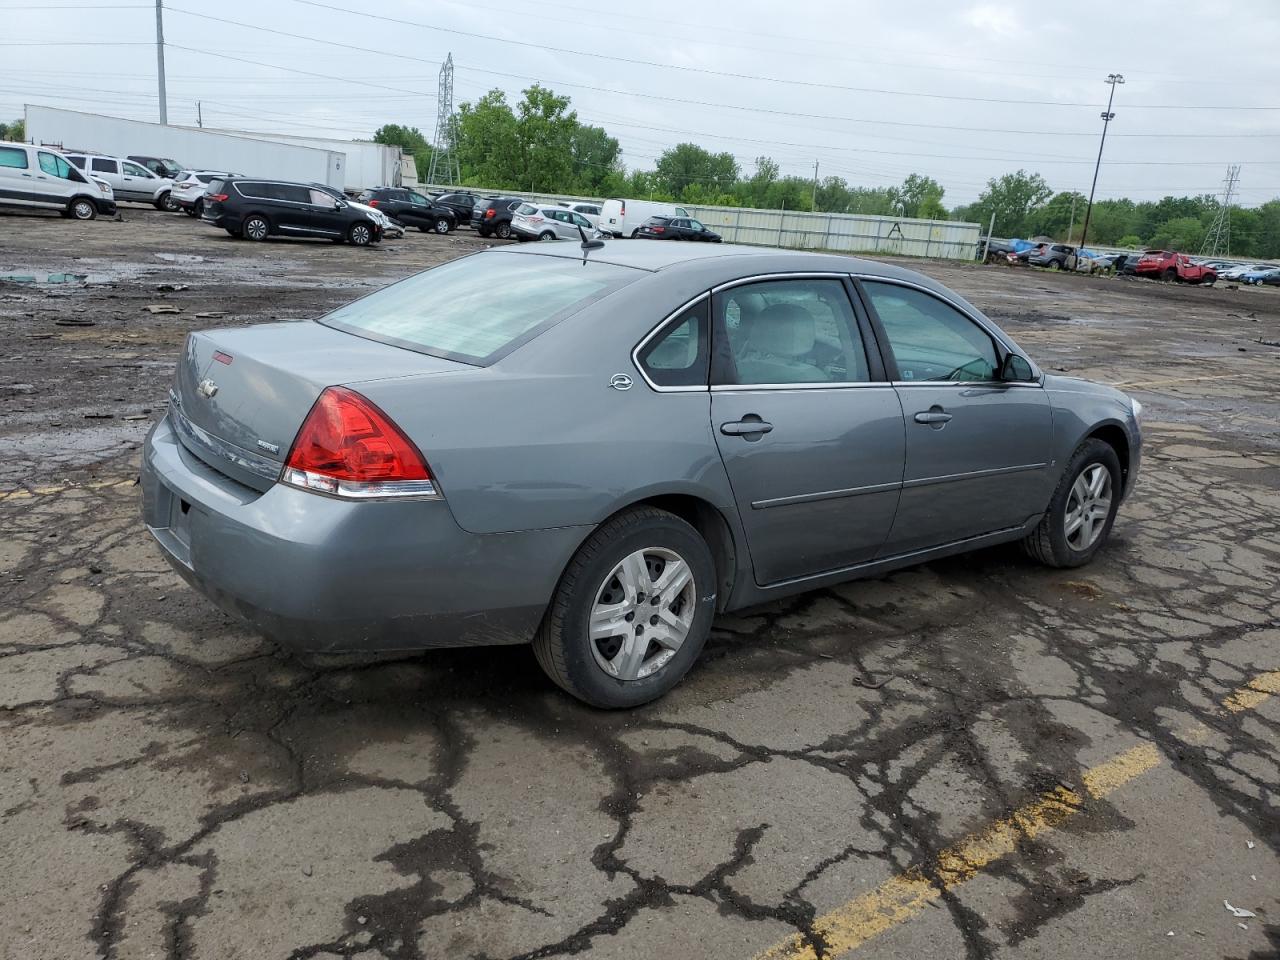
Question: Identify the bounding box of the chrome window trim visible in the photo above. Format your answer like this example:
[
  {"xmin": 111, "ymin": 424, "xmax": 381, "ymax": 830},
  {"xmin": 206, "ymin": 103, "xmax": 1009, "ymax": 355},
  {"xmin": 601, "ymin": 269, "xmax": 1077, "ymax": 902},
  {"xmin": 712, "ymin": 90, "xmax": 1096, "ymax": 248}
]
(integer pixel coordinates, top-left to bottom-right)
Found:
[
  {"xmin": 890, "ymin": 381, "xmax": 1043, "ymax": 389},
  {"xmin": 711, "ymin": 271, "xmax": 851, "ymax": 294},
  {"xmin": 711, "ymin": 382, "xmax": 892, "ymax": 392},
  {"xmin": 854, "ymin": 274, "xmax": 1044, "ymax": 384},
  {"xmin": 630, "ymin": 291, "xmax": 711, "ymax": 393}
]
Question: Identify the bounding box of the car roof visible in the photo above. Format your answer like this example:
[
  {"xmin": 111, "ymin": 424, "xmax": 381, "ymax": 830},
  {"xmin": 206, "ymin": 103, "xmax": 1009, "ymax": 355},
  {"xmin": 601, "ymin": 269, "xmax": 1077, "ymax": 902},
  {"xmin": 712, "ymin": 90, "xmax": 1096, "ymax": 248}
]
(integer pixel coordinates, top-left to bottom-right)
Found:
[{"xmin": 488, "ymin": 241, "xmax": 960, "ymax": 289}]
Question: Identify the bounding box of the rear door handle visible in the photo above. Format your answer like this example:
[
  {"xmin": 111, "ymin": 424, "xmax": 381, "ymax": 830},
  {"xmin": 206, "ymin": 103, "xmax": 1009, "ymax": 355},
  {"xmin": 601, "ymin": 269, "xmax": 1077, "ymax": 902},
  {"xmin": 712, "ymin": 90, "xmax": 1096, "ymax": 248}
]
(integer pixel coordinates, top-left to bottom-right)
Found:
[
  {"xmin": 721, "ymin": 417, "xmax": 773, "ymax": 438},
  {"xmin": 914, "ymin": 409, "xmax": 953, "ymax": 425}
]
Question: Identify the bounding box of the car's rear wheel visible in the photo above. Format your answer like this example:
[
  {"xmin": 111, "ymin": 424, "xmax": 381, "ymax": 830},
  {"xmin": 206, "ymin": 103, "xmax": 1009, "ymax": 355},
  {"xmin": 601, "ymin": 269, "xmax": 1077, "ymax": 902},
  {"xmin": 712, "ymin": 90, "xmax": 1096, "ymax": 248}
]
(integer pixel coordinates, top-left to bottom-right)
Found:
[
  {"xmin": 433, "ymin": 217, "xmax": 451, "ymax": 234},
  {"xmin": 495, "ymin": 221, "xmax": 512, "ymax": 239},
  {"xmin": 538, "ymin": 230, "xmax": 556, "ymax": 241},
  {"xmin": 533, "ymin": 506, "xmax": 716, "ymax": 708},
  {"xmin": 1046, "ymin": 260, "xmax": 1060, "ymax": 270},
  {"xmin": 69, "ymin": 198, "xmax": 97, "ymax": 221},
  {"xmin": 243, "ymin": 215, "xmax": 269, "ymax": 241},
  {"xmin": 348, "ymin": 222, "xmax": 373, "ymax": 246},
  {"xmin": 158, "ymin": 191, "xmax": 179, "ymax": 212},
  {"xmin": 630, "ymin": 228, "xmax": 640, "ymax": 238},
  {"xmin": 1162, "ymin": 267, "xmax": 1176, "ymax": 282},
  {"xmin": 1022, "ymin": 438, "xmax": 1122, "ymax": 569}
]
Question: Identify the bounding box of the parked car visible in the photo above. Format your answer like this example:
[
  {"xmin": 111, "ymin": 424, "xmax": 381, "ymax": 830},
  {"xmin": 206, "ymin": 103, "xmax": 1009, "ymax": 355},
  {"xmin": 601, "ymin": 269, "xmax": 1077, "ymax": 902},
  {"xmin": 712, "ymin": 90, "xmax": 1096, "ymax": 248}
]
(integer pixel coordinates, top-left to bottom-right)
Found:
[
  {"xmin": 1026, "ymin": 243, "xmax": 1076, "ymax": 270},
  {"xmin": 358, "ymin": 187, "xmax": 456, "ymax": 233},
  {"xmin": 129, "ymin": 155, "xmax": 185, "ymax": 180},
  {"xmin": 635, "ymin": 215, "xmax": 723, "ymax": 242},
  {"xmin": 600, "ymin": 198, "xmax": 691, "ymax": 238},
  {"xmin": 510, "ymin": 203, "xmax": 601, "ymax": 241},
  {"xmin": 172, "ymin": 170, "xmax": 241, "ymax": 218},
  {"xmin": 980, "ymin": 237, "xmax": 1017, "ymax": 263},
  {"xmin": 64, "ymin": 153, "xmax": 177, "ymax": 210},
  {"xmin": 140, "ymin": 242, "xmax": 1142, "ymax": 708},
  {"xmin": 201, "ymin": 177, "xmax": 383, "ymax": 245},
  {"xmin": 1240, "ymin": 266, "xmax": 1280, "ymax": 285},
  {"xmin": 431, "ymin": 190, "xmax": 481, "ymax": 226},
  {"xmin": 1132, "ymin": 250, "xmax": 1216, "ymax": 284},
  {"xmin": 557, "ymin": 200, "xmax": 603, "ymax": 229},
  {"xmin": 1219, "ymin": 263, "xmax": 1271, "ymax": 281},
  {"xmin": 471, "ymin": 196, "xmax": 524, "ymax": 238},
  {"xmin": 0, "ymin": 141, "xmax": 116, "ymax": 219},
  {"xmin": 308, "ymin": 182, "xmax": 399, "ymax": 238}
]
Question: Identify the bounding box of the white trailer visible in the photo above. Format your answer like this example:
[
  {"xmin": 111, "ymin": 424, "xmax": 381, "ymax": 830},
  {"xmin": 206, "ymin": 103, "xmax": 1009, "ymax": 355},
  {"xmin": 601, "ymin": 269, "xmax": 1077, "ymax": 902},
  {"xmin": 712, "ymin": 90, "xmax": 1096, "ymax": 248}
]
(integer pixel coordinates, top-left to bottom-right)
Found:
[
  {"xmin": 208, "ymin": 128, "xmax": 404, "ymax": 193},
  {"xmin": 24, "ymin": 105, "xmax": 346, "ymax": 189}
]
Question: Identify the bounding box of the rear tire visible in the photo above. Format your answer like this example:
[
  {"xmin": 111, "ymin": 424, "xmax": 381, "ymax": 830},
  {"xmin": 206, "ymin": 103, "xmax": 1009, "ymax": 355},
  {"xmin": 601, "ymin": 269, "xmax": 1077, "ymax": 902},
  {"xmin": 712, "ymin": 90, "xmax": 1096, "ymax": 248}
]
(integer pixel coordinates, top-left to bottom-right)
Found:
[
  {"xmin": 1022, "ymin": 438, "xmax": 1122, "ymax": 569},
  {"xmin": 243, "ymin": 215, "xmax": 269, "ymax": 241},
  {"xmin": 1162, "ymin": 267, "xmax": 1176, "ymax": 282},
  {"xmin": 69, "ymin": 198, "xmax": 97, "ymax": 221},
  {"xmin": 494, "ymin": 221, "xmax": 512, "ymax": 239},
  {"xmin": 533, "ymin": 506, "xmax": 716, "ymax": 709},
  {"xmin": 158, "ymin": 191, "xmax": 179, "ymax": 212},
  {"xmin": 538, "ymin": 230, "xmax": 556, "ymax": 241}
]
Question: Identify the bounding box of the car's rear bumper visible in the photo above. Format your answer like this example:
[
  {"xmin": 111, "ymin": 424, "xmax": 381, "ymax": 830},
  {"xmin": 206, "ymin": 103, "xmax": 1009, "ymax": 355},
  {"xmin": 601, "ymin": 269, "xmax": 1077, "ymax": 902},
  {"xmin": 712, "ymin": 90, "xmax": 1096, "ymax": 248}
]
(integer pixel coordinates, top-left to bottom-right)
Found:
[{"xmin": 141, "ymin": 414, "xmax": 585, "ymax": 652}]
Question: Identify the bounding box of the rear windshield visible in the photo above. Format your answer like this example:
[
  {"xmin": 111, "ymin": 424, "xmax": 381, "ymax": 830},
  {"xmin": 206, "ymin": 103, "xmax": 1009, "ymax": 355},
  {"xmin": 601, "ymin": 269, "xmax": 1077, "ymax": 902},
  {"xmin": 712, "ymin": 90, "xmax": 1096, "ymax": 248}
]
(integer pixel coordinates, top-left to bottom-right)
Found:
[
  {"xmin": 319, "ymin": 253, "xmax": 639, "ymax": 364},
  {"xmin": 516, "ymin": 203, "xmax": 539, "ymax": 215}
]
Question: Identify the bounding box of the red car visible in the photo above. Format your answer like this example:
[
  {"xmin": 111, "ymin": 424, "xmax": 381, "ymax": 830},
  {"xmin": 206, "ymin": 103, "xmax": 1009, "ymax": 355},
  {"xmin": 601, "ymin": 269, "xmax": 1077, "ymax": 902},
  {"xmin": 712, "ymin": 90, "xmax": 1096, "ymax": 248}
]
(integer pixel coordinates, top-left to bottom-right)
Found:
[{"xmin": 1133, "ymin": 251, "xmax": 1217, "ymax": 285}]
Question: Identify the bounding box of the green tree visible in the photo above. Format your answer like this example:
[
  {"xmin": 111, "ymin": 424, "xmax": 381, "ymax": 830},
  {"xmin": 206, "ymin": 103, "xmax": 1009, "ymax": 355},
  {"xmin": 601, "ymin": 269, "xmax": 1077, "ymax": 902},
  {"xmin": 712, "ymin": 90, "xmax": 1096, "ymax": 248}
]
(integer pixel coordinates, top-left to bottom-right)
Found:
[
  {"xmin": 454, "ymin": 90, "xmax": 522, "ymax": 188},
  {"xmin": 969, "ymin": 170, "xmax": 1052, "ymax": 236},
  {"xmin": 0, "ymin": 118, "xmax": 24, "ymax": 142},
  {"xmin": 1253, "ymin": 200, "xmax": 1280, "ymax": 258},
  {"xmin": 373, "ymin": 124, "xmax": 433, "ymax": 180},
  {"xmin": 514, "ymin": 84, "xmax": 578, "ymax": 192},
  {"xmin": 568, "ymin": 123, "xmax": 620, "ymax": 192},
  {"xmin": 1025, "ymin": 191, "xmax": 1088, "ymax": 241},
  {"xmin": 1116, "ymin": 234, "xmax": 1142, "ymax": 248},
  {"xmin": 888, "ymin": 173, "xmax": 945, "ymax": 219},
  {"xmin": 1147, "ymin": 216, "xmax": 1205, "ymax": 252},
  {"xmin": 655, "ymin": 143, "xmax": 738, "ymax": 197}
]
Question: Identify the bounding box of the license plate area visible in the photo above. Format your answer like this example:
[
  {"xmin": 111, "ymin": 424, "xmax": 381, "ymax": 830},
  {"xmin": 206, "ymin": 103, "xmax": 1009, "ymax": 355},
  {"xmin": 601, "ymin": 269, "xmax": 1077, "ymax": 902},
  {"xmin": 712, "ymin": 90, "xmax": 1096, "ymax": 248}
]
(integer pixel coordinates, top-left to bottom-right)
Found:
[{"xmin": 149, "ymin": 481, "xmax": 194, "ymax": 570}]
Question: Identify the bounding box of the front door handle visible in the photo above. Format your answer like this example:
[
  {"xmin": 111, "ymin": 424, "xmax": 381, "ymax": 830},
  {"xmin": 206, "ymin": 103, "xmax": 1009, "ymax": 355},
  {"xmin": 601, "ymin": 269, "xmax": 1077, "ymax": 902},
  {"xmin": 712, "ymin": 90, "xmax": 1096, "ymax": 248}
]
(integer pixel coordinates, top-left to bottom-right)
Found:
[
  {"xmin": 720, "ymin": 417, "xmax": 773, "ymax": 438},
  {"xmin": 914, "ymin": 408, "xmax": 953, "ymax": 426}
]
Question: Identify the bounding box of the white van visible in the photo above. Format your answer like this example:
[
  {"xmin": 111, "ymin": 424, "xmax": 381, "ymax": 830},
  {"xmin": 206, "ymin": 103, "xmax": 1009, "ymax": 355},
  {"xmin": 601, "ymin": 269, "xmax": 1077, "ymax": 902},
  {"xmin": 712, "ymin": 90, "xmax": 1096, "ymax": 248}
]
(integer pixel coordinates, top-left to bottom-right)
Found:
[
  {"xmin": 0, "ymin": 141, "xmax": 116, "ymax": 220},
  {"xmin": 63, "ymin": 153, "xmax": 177, "ymax": 210},
  {"xmin": 600, "ymin": 198, "xmax": 690, "ymax": 238}
]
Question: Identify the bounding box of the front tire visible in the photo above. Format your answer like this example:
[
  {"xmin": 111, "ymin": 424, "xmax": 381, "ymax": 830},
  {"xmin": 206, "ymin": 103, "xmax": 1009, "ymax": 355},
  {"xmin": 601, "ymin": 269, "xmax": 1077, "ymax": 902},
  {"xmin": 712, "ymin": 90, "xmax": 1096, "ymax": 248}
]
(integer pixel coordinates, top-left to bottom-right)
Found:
[
  {"xmin": 158, "ymin": 191, "xmax": 179, "ymax": 212},
  {"xmin": 69, "ymin": 198, "xmax": 97, "ymax": 221},
  {"xmin": 1022, "ymin": 438, "xmax": 1122, "ymax": 569},
  {"xmin": 533, "ymin": 507, "xmax": 716, "ymax": 708},
  {"xmin": 348, "ymin": 222, "xmax": 373, "ymax": 246},
  {"xmin": 434, "ymin": 217, "xmax": 451, "ymax": 234}
]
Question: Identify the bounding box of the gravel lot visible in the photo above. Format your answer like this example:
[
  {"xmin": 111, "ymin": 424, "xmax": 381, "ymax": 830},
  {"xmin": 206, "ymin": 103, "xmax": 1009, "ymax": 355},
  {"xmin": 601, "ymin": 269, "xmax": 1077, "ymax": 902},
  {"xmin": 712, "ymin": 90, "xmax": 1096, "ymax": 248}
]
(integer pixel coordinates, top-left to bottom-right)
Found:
[{"xmin": 2, "ymin": 208, "xmax": 1278, "ymax": 960}]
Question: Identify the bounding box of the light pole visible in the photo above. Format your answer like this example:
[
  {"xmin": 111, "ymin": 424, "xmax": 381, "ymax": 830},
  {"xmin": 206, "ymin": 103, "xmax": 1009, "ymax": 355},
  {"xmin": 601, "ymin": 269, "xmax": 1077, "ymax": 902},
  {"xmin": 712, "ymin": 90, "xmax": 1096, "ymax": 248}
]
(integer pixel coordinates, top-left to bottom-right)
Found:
[{"xmin": 1077, "ymin": 73, "xmax": 1123, "ymax": 253}]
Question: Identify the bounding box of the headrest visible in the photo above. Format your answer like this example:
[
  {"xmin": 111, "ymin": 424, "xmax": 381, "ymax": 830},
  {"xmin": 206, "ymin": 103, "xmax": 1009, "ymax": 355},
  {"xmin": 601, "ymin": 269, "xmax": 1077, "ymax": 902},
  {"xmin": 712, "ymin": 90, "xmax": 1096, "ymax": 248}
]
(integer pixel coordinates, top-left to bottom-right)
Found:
[{"xmin": 751, "ymin": 303, "xmax": 816, "ymax": 357}]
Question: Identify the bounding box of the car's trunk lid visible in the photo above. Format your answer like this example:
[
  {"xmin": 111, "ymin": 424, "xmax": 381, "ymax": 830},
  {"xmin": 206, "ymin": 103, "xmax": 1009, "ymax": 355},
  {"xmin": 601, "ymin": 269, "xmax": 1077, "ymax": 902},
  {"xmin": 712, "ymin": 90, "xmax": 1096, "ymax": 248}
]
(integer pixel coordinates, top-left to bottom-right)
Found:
[{"xmin": 172, "ymin": 320, "xmax": 467, "ymax": 491}]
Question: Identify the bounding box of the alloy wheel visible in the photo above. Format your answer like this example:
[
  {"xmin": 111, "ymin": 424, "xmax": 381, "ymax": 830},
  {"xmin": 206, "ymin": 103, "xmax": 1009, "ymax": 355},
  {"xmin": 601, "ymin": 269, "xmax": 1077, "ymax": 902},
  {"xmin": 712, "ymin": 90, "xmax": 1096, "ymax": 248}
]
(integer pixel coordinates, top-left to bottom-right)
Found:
[
  {"xmin": 245, "ymin": 218, "xmax": 268, "ymax": 241},
  {"xmin": 1064, "ymin": 464, "xmax": 1112, "ymax": 551},
  {"xmin": 72, "ymin": 200, "xmax": 95, "ymax": 220},
  {"xmin": 434, "ymin": 218, "xmax": 449, "ymax": 233},
  {"xmin": 589, "ymin": 547, "xmax": 696, "ymax": 682}
]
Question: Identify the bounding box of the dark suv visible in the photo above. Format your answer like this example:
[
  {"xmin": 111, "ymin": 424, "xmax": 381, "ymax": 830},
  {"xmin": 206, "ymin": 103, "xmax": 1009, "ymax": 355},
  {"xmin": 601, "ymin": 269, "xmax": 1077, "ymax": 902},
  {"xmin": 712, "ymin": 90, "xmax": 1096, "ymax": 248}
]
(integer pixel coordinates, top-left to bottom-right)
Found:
[
  {"xmin": 432, "ymin": 190, "xmax": 481, "ymax": 226},
  {"xmin": 358, "ymin": 187, "xmax": 456, "ymax": 233},
  {"xmin": 202, "ymin": 178, "xmax": 383, "ymax": 246},
  {"xmin": 471, "ymin": 196, "xmax": 524, "ymax": 238}
]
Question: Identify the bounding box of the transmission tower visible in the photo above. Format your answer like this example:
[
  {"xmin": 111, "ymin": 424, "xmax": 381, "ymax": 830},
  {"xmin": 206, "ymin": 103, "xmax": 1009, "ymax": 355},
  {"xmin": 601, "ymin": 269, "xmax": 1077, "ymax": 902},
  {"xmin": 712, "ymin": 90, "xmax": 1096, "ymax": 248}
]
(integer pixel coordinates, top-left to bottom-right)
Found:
[
  {"xmin": 1200, "ymin": 164, "xmax": 1240, "ymax": 257},
  {"xmin": 426, "ymin": 53, "xmax": 461, "ymax": 187}
]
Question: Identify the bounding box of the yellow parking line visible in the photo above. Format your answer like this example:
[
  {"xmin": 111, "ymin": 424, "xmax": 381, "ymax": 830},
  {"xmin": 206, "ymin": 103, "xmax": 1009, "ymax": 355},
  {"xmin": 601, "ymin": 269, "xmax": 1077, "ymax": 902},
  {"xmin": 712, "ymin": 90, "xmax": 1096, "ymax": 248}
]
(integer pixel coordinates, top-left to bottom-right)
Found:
[
  {"xmin": 751, "ymin": 673, "xmax": 1275, "ymax": 960},
  {"xmin": 1223, "ymin": 670, "xmax": 1280, "ymax": 713},
  {"xmin": 1109, "ymin": 373, "xmax": 1238, "ymax": 390},
  {"xmin": 0, "ymin": 478, "xmax": 134, "ymax": 501}
]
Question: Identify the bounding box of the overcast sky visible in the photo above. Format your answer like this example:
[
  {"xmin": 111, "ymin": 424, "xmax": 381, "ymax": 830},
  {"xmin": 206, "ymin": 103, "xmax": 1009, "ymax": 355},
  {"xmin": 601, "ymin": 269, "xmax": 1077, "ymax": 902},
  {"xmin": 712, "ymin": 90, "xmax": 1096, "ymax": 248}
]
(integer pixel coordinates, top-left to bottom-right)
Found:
[{"xmin": 4, "ymin": 0, "xmax": 1278, "ymax": 206}]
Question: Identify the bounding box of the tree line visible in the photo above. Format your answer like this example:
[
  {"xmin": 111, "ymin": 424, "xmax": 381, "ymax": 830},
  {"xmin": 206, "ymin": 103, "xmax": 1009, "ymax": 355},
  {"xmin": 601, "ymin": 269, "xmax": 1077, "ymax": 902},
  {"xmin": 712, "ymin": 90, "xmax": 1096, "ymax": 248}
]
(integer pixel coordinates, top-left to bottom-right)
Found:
[{"xmin": 374, "ymin": 83, "xmax": 1280, "ymax": 258}]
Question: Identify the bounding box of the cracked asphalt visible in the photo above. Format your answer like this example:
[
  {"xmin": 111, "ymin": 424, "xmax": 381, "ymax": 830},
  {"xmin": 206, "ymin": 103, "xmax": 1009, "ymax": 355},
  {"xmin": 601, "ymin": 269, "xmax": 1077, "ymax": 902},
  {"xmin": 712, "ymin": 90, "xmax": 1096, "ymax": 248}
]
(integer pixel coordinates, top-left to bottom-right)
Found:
[{"xmin": 2, "ymin": 209, "xmax": 1278, "ymax": 960}]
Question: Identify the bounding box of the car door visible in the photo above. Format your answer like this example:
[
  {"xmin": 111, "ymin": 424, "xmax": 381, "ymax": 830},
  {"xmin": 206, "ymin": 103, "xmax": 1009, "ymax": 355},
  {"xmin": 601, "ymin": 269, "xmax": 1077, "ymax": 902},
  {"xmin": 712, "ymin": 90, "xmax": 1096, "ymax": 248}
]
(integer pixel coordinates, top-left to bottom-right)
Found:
[
  {"xmin": 550, "ymin": 209, "xmax": 577, "ymax": 239},
  {"xmin": 689, "ymin": 218, "xmax": 712, "ymax": 241},
  {"xmin": 304, "ymin": 187, "xmax": 344, "ymax": 236},
  {"xmin": 35, "ymin": 151, "xmax": 79, "ymax": 207},
  {"xmin": 120, "ymin": 160, "xmax": 155, "ymax": 201},
  {"xmin": 403, "ymin": 190, "xmax": 433, "ymax": 227},
  {"xmin": 858, "ymin": 279, "xmax": 1053, "ymax": 555},
  {"xmin": 707, "ymin": 276, "xmax": 905, "ymax": 585},
  {"xmin": 89, "ymin": 157, "xmax": 123, "ymax": 197}
]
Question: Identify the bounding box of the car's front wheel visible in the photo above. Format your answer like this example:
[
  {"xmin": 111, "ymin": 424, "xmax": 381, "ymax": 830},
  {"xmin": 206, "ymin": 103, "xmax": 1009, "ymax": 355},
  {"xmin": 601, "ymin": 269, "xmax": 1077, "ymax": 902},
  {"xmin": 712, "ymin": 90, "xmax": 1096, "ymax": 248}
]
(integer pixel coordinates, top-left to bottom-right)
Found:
[
  {"xmin": 348, "ymin": 222, "xmax": 373, "ymax": 246},
  {"xmin": 433, "ymin": 216, "xmax": 451, "ymax": 234},
  {"xmin": 533, "ymin": 506, "xmax": 716, "ymax": 708},
  {"xmin": 1022, "ymin": 438, "xmax": 1122, "ymax": 568},
  {"xmin": 69, "ymin": 198, "xmax": 97, "ymax": 221},
  {"xmin": 158, "ymin": 191, "xmax": 179, "ymax": 212}
]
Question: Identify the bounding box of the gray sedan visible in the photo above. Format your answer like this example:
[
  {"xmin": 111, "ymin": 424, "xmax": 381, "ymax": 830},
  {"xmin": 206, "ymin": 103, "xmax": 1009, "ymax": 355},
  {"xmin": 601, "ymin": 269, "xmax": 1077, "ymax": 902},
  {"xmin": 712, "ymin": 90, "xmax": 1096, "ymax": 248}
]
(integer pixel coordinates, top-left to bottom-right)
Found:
[{"xmin": 141, "ymin": 243, "xmax": 1142, "ymax": 708}]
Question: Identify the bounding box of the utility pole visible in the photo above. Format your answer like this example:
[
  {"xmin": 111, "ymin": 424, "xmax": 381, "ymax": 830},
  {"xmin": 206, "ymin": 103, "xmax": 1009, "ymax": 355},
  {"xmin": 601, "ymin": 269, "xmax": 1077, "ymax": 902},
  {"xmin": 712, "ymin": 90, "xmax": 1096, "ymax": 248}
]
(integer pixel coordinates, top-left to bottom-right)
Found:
[
  {"xmin": 1067, "ymin": 194, "xmax": 1077, "ymax": 243},
  {"xmin": 1077, "ymin": 73, "xmax": 1123, "ymax": 254},
  {"xmin": 811, "ymin": 160, "xmax": 819, "ymax": 212},
  {"xmin": 196, "ymin": 101, "xmax": 203, "ymax": 128},
  {"xmin": 155, "ymin": 0, "xmax": 168, "ymax": 124}
]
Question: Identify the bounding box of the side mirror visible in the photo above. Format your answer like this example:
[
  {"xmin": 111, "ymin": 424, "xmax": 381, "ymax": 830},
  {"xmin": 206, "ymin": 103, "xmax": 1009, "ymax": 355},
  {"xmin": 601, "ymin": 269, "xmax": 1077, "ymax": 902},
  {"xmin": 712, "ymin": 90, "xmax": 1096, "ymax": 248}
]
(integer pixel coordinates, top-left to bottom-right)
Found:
[{"xmin": 1000, "ymin": 354, "xmax": 1036, "ymax": 383}]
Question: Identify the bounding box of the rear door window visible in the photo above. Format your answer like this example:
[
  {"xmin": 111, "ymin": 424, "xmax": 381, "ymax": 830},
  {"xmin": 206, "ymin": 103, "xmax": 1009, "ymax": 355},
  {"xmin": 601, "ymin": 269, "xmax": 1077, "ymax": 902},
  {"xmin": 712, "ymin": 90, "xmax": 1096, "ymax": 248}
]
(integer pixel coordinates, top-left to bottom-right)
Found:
[
  {"xmin": 319, "ymin": 253, "xmax": 639, "ymax": 364},
  {"xmin": 91, "ymin": 157, "xmax": 118, "ymax": 174},
  {"xmin": 0, "ymin": 146, "xmax": 27, "ymax": 169}
]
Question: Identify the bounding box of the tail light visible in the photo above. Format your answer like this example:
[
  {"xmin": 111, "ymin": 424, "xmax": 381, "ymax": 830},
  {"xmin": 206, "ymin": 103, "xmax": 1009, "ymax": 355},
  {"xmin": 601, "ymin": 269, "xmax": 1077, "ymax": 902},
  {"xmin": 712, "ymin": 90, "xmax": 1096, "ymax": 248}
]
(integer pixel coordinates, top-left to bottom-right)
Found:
[
  {"xmin": 282, "ymin": 387, "xmax": 439, "ymax": 500},
  {"xmin": 652, "ymin": 226, "xmax": 665, "ymax": 233},
  {"xmin": 206, "ymin": 193, "xmax": 228, "ymax": 202},
  {"xmin": 367, "ymin": 199, "xmax": 380, "ymax": 207},
  {"xmin": 619, "ymin": 202, "xmax": 625, "ymax": 215},
  {"xmin": 484, "ymin": 208, "xmax": 496, "ymax": 218}
]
